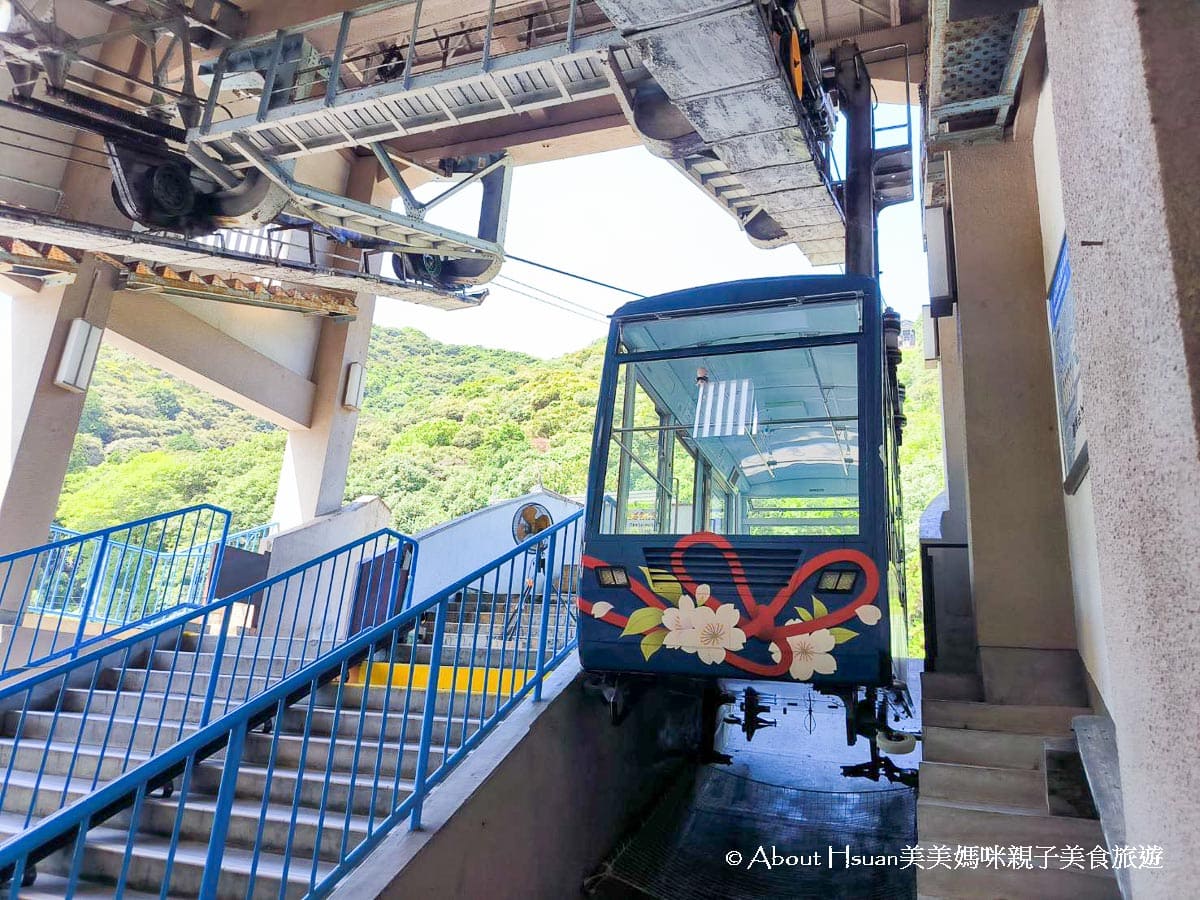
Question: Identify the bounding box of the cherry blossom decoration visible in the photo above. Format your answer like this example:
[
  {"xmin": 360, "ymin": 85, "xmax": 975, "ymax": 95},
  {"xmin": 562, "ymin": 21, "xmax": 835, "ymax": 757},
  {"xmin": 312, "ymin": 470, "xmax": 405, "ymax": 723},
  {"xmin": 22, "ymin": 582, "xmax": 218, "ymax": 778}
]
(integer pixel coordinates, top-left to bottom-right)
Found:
[{"xmin": 578, "ymin": 532, "xmax": 884, "ymax": 681}]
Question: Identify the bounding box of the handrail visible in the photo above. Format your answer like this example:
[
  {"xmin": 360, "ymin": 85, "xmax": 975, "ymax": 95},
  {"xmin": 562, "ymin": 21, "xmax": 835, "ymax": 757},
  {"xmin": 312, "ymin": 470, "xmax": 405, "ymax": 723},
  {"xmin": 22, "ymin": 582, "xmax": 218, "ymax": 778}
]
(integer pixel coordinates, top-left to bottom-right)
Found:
[
  {"xmin": 0, "ymin": 505, "xmax": 233, "ymax": 673},
  {"xmin": 0, "ymin": 512, "xmax": 581, "ymax": 895},
  {"xmin": 0, "ymin": 527, "xmax": 417, "ymax": 841},
  {"xmin": 199, "ymin": 0, "xmax": 611, "ymax": 137}
]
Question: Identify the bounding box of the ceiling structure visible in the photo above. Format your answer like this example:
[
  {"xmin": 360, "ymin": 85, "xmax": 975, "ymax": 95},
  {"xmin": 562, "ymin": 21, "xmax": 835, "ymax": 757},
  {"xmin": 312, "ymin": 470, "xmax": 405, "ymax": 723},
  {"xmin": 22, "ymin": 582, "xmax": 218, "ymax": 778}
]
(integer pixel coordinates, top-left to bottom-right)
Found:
[{"xmin": 0, "ymin": 0, "xmax": 1040, "ymax": 316}]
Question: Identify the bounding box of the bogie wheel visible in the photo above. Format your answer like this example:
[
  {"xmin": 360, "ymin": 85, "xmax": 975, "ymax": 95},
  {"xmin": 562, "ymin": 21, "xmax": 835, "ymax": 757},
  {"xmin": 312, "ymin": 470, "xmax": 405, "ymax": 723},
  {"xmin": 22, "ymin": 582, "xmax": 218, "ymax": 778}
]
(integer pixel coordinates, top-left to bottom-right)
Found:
[{"xmin": 392, "ymin": 252, "xmax": 446, "ymax": 286}]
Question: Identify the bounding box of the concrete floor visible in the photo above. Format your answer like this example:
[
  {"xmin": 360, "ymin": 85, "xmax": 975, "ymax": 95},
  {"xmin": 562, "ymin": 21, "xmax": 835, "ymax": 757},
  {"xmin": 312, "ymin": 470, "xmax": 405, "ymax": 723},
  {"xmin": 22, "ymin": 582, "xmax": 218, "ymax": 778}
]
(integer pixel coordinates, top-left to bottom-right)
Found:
[
  {"xmin": 587, "ymin": 664, "xmax": 922, "ymax": 899},
  {"xmin": 720, "ymin": 659, "xmax": 923, "ymax": 792}
]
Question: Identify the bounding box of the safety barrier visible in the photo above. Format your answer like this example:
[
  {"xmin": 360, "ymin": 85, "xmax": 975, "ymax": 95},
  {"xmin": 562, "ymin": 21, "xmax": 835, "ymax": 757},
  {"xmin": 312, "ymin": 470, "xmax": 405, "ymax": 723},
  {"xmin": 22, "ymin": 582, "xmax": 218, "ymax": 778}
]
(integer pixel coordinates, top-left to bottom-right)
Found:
[
  {"xmin": 0, "ymin": 506, "xmax": 232, "ymax": 673},
  {"xmin": 225, "ymin": 521, "xmax": 277, "ymax": 553},
  {"xmin": 0, "ymin": 511, "xmax": 581, "ymax": 895},
  {"xmin": 0, "ymin": 528, "xmax": 415, "ymax": 837}
]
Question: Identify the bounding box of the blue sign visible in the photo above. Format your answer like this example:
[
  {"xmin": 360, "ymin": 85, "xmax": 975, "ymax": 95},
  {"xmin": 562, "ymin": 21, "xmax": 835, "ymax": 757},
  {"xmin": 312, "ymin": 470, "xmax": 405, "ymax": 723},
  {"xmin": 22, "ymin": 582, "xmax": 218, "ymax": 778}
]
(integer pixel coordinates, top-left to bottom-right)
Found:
[{"xmin": 1047, "ymin": 236, "xmax": 1086, "ymax": 480}]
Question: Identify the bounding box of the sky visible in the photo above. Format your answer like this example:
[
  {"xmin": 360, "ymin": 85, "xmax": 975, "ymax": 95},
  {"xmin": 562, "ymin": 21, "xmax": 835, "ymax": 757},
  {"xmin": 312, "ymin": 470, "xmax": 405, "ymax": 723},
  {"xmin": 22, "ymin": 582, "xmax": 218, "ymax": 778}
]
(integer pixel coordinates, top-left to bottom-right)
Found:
[{"xmin": 375, "ymin": 106, "xmax": 931, "ymax": 358}]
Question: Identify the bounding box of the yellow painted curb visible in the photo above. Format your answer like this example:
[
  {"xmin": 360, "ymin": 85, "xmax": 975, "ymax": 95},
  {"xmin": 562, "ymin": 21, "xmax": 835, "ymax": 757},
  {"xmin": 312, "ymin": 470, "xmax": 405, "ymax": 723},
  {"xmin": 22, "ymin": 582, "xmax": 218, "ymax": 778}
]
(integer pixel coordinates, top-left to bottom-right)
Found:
[{"xmin": 347, "ymin": 662, "xmax": 535, "ymax": 693}]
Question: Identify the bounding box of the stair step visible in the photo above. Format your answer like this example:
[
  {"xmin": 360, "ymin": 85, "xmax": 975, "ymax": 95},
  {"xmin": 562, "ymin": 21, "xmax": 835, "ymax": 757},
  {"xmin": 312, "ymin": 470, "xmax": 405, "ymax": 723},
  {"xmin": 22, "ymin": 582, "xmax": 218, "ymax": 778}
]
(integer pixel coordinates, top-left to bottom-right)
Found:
[
  {"xmin": 318, "ymin": 682, "xmax": 492, "ymax": 716},
  {"xmin": 920, "ymin": 761, "xmax": 1046, "ymax": 811},
  {"xmin": 921, "ymin": 672, "xmax": 983, "ymax": 702},
  {"xmin": 924, "ymin": 700, "xmax": 1090, "ymax": 734},
  {"xmin": 149, "ymin": 650, "xmax": 315, "ymax": 678},
  {"xmin": 405, "ymin": 644, "xmax": 548, "ymax": 667},
  {"xmin": 0, "ymin": 724, "xmax": 441, "ymax": 784},
  {"xmin": 918, "ymin": 796, "xmax": 1104, "ymax": 846},
  {"xmin": 0, "ymin": 737, "xmax": 154, "ymax": 785},
  {"xmin": 278, "ymin": 705, "xmax": 468, "ymax": 744},
  {"xmin": 243, "ymin": 730, "xmax": 442, "ymax": 781},
  {"xmin": 191, "ymin": 759, "xmax": 415, "ymax": 818},
  {"xmin": 18, "ymin": 872, "xmax": 159, "ymax": 899},
  {"xmin": 5, "ymin": 708, "xmax": 204, "ymax": 752},
  {"xmin": 115, "ymin": 667, "xmax": 276, "ymax": 699},
  {"xmin": 132, "ymin": 793, "xmax": 373, "ymax": 863},
  {"xmin": 48, "ymin": 822, "xmax": 329, "ymax": 898},
  {"xmin": 922, "ymin": 726, "xmax": 1048, "ymax": 770},
  {"xmin": 62, "ymin": 681, "xmax": 486, "ymax": 726},
  {"xmin": 918, "ymin": 858, "xmax": 1120, "ymax": 899}
]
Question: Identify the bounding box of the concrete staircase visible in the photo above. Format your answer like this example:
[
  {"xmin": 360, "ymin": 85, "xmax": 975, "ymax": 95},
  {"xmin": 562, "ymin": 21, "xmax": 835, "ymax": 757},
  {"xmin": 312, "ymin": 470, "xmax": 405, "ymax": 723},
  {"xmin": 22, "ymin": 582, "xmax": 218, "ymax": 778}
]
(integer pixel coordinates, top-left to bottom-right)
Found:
[
  {"xmin": 917, "ymin": 672, "xmax": 1120, "ymax": 899},
  {"xmin": 0, "ymin": 594, "xmax": 571, "ymax": 897}
]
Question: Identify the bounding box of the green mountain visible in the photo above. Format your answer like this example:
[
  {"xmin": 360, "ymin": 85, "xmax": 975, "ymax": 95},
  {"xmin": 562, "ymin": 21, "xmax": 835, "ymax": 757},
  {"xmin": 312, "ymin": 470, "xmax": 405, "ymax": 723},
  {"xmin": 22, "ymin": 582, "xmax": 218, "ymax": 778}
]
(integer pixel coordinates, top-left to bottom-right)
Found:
[
  {"xmin": 59, "ymin": 320, "xmax": 941, "ymax": 653},
  {"xmin": 59, "ymin": 327, "xmax": 602, "ymax": 536}
]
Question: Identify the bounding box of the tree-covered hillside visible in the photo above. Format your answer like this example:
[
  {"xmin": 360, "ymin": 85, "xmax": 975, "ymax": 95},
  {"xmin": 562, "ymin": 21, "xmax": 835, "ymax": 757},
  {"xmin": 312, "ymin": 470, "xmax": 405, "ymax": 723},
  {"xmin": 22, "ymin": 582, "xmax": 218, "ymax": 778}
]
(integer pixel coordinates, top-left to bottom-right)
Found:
[
  {"xmin": 896, "ymin": 323, "xmax": 945, "ymax": 657},
  {"xmin": 59, "ymin": 320, "xmax": 942, "ymax": 653},
  {"xmin": 59, "ymin": 327, "xmax": 601, "ymax": 535}
]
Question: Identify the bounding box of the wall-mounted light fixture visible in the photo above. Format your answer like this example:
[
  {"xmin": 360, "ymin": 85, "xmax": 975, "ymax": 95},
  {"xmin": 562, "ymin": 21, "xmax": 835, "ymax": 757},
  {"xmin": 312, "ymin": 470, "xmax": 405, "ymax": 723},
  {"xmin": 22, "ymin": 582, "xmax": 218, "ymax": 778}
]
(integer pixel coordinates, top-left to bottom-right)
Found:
[
  {"xmin": 53, "ymin": 318, "xmax": 104, "ymax": 393},
  {"xmin": 925, "ymin": 205, "xmax": 956, "ymax": 317},
  {"xmin": 343, "ymin": 361, "xmax": 366, "ymax": 411},
  {"xmin": 922, "ymin": 303, "xmax": 940, "ymax": 364}
]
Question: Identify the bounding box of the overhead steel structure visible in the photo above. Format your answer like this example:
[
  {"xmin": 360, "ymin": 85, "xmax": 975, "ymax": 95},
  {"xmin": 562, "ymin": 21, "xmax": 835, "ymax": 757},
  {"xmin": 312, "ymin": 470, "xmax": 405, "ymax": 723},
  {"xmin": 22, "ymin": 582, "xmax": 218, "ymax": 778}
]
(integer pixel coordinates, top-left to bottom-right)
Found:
[
  {"xmin": 0, "ymin": 0, "xmax": 926, "ymax": 317},
  {"xmin": 922, "ymin": 0, "xmax": 1041, "ymax": 206}
]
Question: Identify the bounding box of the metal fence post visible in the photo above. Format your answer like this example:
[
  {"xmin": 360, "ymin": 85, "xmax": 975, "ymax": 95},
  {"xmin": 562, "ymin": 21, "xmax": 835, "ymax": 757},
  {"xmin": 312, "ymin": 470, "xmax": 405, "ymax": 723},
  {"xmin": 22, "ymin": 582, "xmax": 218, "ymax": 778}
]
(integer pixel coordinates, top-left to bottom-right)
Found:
[
  {"xmin": 326, "ymin": 11, "xmax": 352, "ymax": 105},
  {"xmin": 199, "ymin": 603, "xmax": 234, "ymax": 728},
  {"xmin": 200, "ymin": 47, "xmax": 229, "ymax": 133},
  {"xmin": 410, "ymin": 596, "xmax": 447, "ymax": 831},
  {"xmin": 72, "ymin": 534, "xmax": 109, "ymax": 657},
  {"xmin": 198, "ymin": 722, "xmax": 246, "ymax": 896},
  {"xmin": 533, "ymin": 531, "xmax": 557, "ymax": 702},
  {"xmin": 567, "ymin": 0, "xmax": 579, "ymax": 52},
  {"xmin": 257, "ymin": 29, "xmax": 287, "ymax": 121}
]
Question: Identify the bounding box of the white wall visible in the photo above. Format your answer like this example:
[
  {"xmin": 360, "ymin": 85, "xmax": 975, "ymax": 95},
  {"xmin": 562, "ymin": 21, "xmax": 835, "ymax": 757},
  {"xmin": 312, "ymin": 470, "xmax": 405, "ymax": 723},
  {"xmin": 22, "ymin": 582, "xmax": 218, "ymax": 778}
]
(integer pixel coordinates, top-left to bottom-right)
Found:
[
  {"xmin": 1031, "ymin": 79, "xmax": 1110, "ymax": 704},
  {"xmin": 411, "ymin": 491, "xmax": 583, "ymax": 602},
  {"xmin": 260, "ymin": 496, "xmax": 394, "ymax": 647}
]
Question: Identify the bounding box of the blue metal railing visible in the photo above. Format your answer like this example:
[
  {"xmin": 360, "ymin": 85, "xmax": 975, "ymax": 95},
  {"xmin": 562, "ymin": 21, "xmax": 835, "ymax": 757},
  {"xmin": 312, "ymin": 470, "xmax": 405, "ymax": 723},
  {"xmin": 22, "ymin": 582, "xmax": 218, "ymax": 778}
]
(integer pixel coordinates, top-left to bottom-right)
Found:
[
  {"xmin": 41, "ymin": 518, "xmax": 278, "ymax": 613},
  {"xmin": 224, "ymin": 521, "xmax": 277, "ymax": 553},
  {"xmin": 0, "ymin": 510, "xmax": 581, "ymax": 896},
  {"xmin": 0, "ymin": 506, "xmax": 233, "ymax": 673},
  {"xmin": 0, "ymin": 528, "xmax": 416, "ymax": 842}
]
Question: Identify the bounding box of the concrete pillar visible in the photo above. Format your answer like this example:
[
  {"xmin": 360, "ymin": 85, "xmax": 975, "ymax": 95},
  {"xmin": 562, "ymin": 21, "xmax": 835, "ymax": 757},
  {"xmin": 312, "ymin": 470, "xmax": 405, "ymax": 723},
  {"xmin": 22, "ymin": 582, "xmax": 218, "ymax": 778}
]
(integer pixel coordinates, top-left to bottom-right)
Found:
[
  {"xmin": 947, "ymin": 139, "xmax": 1084, "ymax": 704},
  {"xmin": 1043, "ymin": 2, "xmax": 1200, "ymax": 892},
  {"xmin": 0, "ymin": 255, "xmax": 118, "ymax": 557},
  {"xmin": 272, "ymin": 154, "xmax": 388, "ymax": 530},
  {"xmin": 272, "ymin": 292, "xmax": 376, "ymax": 529}
]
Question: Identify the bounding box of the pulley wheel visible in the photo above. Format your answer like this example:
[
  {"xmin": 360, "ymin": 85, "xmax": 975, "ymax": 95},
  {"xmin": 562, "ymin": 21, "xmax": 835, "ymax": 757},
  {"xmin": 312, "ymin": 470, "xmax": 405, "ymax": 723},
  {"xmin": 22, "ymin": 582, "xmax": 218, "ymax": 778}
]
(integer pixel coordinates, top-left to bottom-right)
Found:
[{"xmin": 150, "ymin": 162, "xmax": 195, "ymax": 218}]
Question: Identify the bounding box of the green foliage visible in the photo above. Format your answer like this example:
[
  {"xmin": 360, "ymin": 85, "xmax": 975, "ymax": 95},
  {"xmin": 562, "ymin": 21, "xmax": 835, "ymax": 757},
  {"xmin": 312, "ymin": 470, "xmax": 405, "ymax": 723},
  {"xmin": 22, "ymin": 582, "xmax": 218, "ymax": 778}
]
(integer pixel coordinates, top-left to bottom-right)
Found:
[
  {"xmin": 60, "ymin": 327, "xmax": 605, "ymax": 536},
  {"xmin": 897, "ymin": 317, "xmax": 946, "ymax": 657}
]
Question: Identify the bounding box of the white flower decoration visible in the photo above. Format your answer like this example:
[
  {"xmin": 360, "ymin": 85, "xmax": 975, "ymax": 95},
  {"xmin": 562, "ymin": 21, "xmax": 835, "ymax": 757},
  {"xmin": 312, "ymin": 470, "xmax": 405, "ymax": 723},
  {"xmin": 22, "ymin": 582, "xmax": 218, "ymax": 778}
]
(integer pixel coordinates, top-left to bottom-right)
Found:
[
  {"xmin": 770, "ymin": 623, "xmax": 838, "ymax": 680},
  {"xmin": 662, "ymin": 594, "xmax": 745, "ymax": 665},
  {"xmin": 855, "ymin": 604, "xmax": 881, "ymax": 625},
  {"xmin": 590, "ymin": 601, "xmax": 613, "ymax": 619},
  {"xmin": 662, "ymin": 594, "xmax": 699, "ymax": 638}
]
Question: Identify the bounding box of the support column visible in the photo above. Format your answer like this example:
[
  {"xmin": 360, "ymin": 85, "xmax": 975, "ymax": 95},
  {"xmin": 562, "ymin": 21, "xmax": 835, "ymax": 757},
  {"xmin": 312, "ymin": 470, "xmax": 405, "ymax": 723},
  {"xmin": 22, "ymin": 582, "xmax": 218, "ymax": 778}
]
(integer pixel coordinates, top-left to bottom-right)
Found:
[
  {"xmin": 0, "ymin": 255, "xmax": 118, "ymax": 556},
  {"xmin": 272, "ymin": 153, "xmax": 388, "ymax": 530},
  {"xmin": 947, "ymin": 139, "xmax": 1083, "ymax": 704},
  {"xmin": 272, "ymin": 292, "xmax": 375, "ymax": 530},
  {"xmin": 1043, "ymin": 2, "xmax": 1200, "ymax": 891}
]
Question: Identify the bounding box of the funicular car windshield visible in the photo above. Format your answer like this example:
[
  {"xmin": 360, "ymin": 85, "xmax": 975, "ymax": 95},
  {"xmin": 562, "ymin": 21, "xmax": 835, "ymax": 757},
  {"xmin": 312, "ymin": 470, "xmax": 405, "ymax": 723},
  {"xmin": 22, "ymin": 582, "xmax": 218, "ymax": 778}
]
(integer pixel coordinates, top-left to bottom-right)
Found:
[{"xmin": 598, "ymin": 292, "xmax": 865, "ymax": 538}]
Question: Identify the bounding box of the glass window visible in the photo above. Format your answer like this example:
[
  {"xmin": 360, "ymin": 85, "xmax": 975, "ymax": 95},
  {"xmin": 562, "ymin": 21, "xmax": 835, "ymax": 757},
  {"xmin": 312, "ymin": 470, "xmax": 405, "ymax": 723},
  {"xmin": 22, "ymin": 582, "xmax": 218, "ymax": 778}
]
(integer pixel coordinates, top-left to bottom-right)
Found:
[
  {"xmin": 620, "ymin": 294, "xmax": 861, "ymax": 353},
  {"xmin": 599, "ymin": 343, "xmax": 860, "ymax": 536}
]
